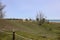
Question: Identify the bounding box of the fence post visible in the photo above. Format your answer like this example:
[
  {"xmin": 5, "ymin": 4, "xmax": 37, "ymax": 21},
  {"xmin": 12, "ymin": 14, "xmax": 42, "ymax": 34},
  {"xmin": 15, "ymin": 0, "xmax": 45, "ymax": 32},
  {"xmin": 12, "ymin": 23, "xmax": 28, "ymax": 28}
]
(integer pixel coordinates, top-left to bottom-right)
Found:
[{"xmin": 13, "ymin": 31, "xmax": 15, "ymax": 40}]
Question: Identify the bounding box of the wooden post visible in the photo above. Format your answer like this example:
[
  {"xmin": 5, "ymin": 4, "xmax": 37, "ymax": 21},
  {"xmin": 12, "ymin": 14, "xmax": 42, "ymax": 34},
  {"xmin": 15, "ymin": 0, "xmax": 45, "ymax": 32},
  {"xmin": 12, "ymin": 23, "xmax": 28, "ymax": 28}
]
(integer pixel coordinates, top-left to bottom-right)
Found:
[{"xmin": 13, "ymin": 31, "xmax": 15, "ymax": 40}]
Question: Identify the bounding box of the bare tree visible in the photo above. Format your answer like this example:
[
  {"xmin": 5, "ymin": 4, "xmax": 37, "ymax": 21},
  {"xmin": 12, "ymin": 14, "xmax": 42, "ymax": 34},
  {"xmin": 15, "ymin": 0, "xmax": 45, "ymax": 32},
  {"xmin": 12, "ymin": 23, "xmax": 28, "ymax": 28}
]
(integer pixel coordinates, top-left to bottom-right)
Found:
[
  {"xmin": 36, "ymin": 13, "xmax": 39, "ymax": 21},
  {"xmin": 0, "ymin": 1, "xmax": 5, "ymax": 19},
  {"xmin": 36, "ymin": 11, "xmax": 45, "ymax": 25}
]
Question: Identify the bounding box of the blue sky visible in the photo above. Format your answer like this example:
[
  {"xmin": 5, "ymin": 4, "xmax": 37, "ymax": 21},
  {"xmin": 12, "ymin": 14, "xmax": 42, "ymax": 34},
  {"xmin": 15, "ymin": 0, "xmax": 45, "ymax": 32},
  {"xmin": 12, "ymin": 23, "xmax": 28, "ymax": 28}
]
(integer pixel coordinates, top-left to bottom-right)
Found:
[{"xmin": 2, "ymin": 0, "xmax": 60, "ymax": 19}]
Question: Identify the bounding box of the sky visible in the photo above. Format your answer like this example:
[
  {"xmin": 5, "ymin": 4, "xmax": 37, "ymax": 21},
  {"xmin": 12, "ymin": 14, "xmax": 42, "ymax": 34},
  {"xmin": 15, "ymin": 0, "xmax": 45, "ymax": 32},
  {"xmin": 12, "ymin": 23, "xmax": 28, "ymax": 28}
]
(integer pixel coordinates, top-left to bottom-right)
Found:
[{"xmin": 1, "ymin": 0, "xmax": 60, "ymax": 19}]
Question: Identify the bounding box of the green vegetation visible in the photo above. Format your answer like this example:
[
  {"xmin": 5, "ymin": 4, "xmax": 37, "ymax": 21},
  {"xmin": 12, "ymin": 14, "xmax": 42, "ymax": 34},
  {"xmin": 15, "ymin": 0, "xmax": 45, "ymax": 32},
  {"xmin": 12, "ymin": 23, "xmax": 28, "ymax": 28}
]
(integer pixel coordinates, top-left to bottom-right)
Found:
[{"xmin": 0, "ymin": 19, "xmax": 60, "ymax": 40}]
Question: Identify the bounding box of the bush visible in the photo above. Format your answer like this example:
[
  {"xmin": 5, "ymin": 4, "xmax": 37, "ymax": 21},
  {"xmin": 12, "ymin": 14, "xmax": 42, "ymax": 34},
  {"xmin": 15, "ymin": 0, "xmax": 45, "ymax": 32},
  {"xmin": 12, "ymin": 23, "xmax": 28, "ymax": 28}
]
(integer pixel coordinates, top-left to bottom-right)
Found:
[
  {"xmin": 25, "ymin": 19, "xmax": 28, "ymax": 21},
  {"xmin": 38, "ymin": 18, "xmax": 46, "ymax": 25}
]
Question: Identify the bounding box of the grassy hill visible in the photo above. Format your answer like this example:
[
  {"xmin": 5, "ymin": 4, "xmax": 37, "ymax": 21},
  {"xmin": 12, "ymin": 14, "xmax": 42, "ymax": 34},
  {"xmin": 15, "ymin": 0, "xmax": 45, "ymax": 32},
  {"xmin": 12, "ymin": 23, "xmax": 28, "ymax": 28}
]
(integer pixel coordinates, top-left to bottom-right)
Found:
[{"xmin": 0, "ymin": 19, "xmax": 60, "ymax": 40}]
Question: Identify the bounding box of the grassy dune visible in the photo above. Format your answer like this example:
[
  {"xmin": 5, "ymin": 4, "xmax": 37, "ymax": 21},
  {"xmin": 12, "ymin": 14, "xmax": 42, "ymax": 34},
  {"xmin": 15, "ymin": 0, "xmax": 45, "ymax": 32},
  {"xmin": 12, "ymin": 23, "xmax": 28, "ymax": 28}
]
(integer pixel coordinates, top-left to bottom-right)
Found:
[{"xmin": 0, "ymin": 19, "xmax": 60, "ymax": 40}]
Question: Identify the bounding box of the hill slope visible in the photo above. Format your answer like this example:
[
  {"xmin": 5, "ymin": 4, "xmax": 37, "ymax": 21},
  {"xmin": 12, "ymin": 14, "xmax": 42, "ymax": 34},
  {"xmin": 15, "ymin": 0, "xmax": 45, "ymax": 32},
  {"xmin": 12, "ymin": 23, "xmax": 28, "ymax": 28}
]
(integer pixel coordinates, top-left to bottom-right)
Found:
[{"xmin": 0, "ymin": 19, "xmax": 60, "ymax": 40}]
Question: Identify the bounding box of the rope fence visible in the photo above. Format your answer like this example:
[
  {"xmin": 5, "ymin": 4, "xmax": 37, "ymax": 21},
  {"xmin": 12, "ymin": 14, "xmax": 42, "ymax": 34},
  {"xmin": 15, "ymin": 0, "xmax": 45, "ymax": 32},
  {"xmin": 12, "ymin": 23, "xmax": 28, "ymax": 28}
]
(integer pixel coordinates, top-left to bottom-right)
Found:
[{"xmin": 0, "ymin": 30, "xmax": 32, "ymax": 40}]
